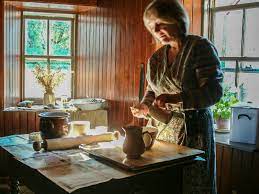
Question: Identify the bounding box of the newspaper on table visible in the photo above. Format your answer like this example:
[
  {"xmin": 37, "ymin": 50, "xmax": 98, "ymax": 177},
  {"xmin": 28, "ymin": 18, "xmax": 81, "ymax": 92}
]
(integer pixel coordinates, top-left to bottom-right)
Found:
[
  {"xmin": 0, "ymin": 135, "xmax": 28, "ymax": 146},
  {"xmin": 1, "ymin": 135, "xmax": 134, "ymax": 193}
]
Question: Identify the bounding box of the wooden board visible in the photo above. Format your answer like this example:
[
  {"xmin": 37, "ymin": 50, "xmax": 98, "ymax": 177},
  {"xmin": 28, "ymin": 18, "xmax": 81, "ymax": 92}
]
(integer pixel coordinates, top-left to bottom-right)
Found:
[{"xmin": 81, "ymin": 140, "xmax": 204, "ymax": 171}]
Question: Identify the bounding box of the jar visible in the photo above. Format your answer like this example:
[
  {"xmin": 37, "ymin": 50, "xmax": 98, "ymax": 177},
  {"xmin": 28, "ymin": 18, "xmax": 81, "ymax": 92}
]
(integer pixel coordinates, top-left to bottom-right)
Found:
[{"xmin": 38, "ymin": 112, "xmax": 70, "ymax": 139}]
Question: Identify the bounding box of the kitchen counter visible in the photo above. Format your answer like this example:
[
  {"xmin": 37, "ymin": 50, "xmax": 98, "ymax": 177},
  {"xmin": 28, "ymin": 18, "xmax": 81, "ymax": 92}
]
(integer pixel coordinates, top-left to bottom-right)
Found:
[
  {"xmin": 3, "ymin": 106, "xmax": 108, "ymax": 129},
  {"xmin": 215, "ymin": 132, "xmax": 257, "ymax": 152}
]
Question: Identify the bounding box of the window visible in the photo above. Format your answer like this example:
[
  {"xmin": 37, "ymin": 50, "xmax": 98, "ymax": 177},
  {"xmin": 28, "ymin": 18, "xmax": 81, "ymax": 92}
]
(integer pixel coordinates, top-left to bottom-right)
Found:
[
  {"xmin": 22, "ymin": 12, "xmax": 75, "ymax": 100},
  {"xmin": 204, "ymin": 0, "xmax": 259, "ymax": 104}
]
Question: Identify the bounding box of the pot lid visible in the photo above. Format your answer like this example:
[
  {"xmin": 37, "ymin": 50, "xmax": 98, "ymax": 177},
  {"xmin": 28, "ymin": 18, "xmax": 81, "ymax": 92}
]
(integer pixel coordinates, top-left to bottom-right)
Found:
[{"xmin": 231, "ymin": 102, "xmax": 259, "ymax": 109}]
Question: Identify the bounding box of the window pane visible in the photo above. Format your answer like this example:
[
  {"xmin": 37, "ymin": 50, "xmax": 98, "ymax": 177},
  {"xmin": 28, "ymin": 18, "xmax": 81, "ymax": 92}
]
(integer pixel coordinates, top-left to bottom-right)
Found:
[
  {"xmin": 216, "ymin": 0, "xmax": 259, "ymax": 7},
  {"xmin": 239, "ymin": 72, "xmax": 259, "ymax": 104},
  {"xmin": 223, "ymin": 62, "xmax": 259, "ymax": 104},
  {"xmin": 25, "ymin": 19, "xmax": 47, "ymax": 55},
  {"xmin": 221, "ymin": 61, "xmax": 236, "ymax": 70},
  {"xmin": 25, "ymin": 58, "xmax": 71, "ymax": 98},
  {"xmin": 24, "ymin": 58, "xmax": 48, "ymax": 98},
  {"xmin": 216, "ymin": 0, "xmax": 237, "ymax": 7},
  {"xmin": 223, "ymin": 72, "xmax": 236, "ymax": 90},
  {"xmin": 244, "ymin": 8, "xmax": 259, "ymax": 57},
  {"xmin": 50, "ymin": 59, "xmax": 71, "ymax": 97},
  {"xmin": 214, "ymin": 10, "xmax": 243, "ymax": 57},
  {"xmin": 49, "ymin": 20, "xmax": 72, "ymax": 56},
  {"xmin": 203, "ymin": 0, "xmax": 210, "ymax": 38}
]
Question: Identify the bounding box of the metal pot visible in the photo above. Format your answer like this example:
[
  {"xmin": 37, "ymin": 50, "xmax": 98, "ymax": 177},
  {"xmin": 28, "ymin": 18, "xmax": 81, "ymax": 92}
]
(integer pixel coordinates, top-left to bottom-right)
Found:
[{"xmin": 38, "ymin": 112, "xmax": 70, "ymax": 139}]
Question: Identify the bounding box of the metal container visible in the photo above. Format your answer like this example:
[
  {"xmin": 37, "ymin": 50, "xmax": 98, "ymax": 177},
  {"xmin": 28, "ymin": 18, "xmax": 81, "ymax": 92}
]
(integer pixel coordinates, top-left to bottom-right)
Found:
[
  {"xmin": 38, "ymin": 112, "xmax": 70, "ymax": 139},
  {"xmin": 230, "ymin": 103, "xmax": 259, "ymax": 149}
]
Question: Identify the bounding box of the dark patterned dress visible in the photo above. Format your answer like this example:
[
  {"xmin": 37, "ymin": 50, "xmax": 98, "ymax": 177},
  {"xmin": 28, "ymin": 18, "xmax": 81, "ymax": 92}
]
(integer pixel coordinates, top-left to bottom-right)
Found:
[{"xmin": 141, "ymin": 35, "xmax": 223, "ymax": 194}]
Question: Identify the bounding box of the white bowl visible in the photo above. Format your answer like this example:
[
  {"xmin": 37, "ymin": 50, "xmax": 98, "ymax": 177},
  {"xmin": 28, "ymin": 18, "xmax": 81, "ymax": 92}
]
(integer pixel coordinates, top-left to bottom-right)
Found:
[{"xmin": 71, "ymin": 98, "xmax": 106, "ymax": 111}]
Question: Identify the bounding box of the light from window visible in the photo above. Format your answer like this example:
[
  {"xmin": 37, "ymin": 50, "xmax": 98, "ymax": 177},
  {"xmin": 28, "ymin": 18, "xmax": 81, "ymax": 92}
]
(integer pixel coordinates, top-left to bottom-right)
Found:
[
  {"xmin": 214, "ymin": 10, "xmax": 243, "ymax": 57},
  {"xmin": 205, "ymin": 1, "xmax": 259, "ymax": 104},
  {"xmin": 244, "ymin": 8, "xmax": 259, "ymax": 57},
  {"xmin": 23, "ymin": 16, "xmax": 73, "ymax": 99}
]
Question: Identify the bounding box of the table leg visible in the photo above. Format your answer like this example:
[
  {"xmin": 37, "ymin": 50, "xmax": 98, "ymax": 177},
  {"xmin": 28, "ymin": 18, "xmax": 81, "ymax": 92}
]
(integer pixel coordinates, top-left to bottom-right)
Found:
[{"xmin": 10, "ymin": 176, "xmax": 20, "ymax": 194}]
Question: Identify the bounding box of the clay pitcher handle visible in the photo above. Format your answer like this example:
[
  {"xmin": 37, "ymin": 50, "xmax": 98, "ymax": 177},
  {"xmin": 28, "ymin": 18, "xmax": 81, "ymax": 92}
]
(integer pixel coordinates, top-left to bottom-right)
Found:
[
  {"xmin": 142, "ymin": 131, "xmax": 152, "ymax": 149},
  {"xmin": 122, "ymin": 126, "xmax": 126, "ymax": 134}
]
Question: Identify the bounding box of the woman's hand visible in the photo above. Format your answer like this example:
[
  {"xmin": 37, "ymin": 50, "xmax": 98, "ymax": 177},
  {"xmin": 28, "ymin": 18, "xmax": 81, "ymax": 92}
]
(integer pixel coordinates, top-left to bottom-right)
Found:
[
  {"xmin": 130, "ymin": 103, "xmax": 149, "ymax": 118},
  {"xmin": 154, "ymin": 93, "xmax": 182, "ymax": 108}
]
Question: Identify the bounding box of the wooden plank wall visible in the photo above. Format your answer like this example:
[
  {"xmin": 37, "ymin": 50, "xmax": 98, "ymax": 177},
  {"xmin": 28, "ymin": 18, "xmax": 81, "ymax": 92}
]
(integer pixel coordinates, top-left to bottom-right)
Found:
[
  {"xmin": 0, "ymin": 2, "xmax": 22, "ymax": 140},
  {"xmin": 0, "ymin": 1, "xmax": 4, "ymax": 110},
  {"xmin": 4, "ymin": 2, "xmax": 22, "ymax": 108},
  {"xmin": 76, "ymin": 0, "xmax": 154, "ymax": 129},
  {"xmin": 216, "ymin": 144, "xmax": 259, "ymax": 194},
  {"xmin": 76, "ymin": 0, "xmax": 202, "ymax": 129}
]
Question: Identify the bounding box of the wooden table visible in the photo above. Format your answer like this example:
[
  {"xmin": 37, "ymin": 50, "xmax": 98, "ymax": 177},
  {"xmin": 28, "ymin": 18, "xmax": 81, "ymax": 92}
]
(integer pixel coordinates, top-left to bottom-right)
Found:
[{"xmin": 0, "ymin": 134, "xmax": 203, "ymax": 194}]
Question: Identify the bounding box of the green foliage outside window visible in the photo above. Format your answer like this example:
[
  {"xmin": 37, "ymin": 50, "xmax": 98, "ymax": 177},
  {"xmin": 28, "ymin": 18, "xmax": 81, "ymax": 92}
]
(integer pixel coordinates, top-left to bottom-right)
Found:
[
  {"xmin": 50, "ymin": 21, "xmax": 71, "ymax": 56},
  {"xmin": 26, "ymin": 60, "xmax": 70, "ymax": 71},
  {"xmin": 25, "ymin": 19, "xmax": 71, "ymax": 58},
  {"xmin": 25, "ymin": 19, "xmax": 47, "ymax": 55}
]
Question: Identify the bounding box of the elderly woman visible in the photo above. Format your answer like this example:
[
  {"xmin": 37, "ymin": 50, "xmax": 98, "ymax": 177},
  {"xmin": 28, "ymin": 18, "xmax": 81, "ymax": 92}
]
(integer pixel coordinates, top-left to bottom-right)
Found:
[{"xmin": 131, "ymin": 0, "xmax": 223, "ymax": 193}]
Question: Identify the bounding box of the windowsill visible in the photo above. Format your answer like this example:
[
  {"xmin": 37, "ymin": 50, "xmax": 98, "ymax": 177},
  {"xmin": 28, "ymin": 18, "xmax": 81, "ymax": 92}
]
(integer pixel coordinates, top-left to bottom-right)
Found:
[
  {"xmin": 3, "ymin": 105, "xmax": 76, "ymax": 112},
  {"xmin": 215, "ymin": 132, "xmax": 258, "ymax": 152},
  {"xmin": 23, "ymin": 97, "xmax": 72, "ymax": 105}
]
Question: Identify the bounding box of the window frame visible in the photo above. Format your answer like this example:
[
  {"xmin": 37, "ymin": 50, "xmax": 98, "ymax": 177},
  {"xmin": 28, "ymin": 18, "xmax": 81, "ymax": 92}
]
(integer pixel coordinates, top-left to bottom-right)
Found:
[
  {"xmin": 21, "ymin": 13, "xmax": 75, "ymax": 103},
  {"xmin": 207, "ymin": 1, "xmax": 259, "ymax": 85}
]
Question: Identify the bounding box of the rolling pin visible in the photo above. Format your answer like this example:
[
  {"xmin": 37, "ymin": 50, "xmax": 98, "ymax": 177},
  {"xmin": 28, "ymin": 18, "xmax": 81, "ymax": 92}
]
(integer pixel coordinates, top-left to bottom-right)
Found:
[{"xmin": 33, "ymin": 131, "xmax": 120, "ymax": 151}]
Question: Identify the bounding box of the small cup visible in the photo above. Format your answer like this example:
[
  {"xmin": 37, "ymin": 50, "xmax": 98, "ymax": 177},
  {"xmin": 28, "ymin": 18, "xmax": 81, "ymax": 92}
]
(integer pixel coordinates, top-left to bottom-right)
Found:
[{"xmin": 69, "ymin": 121, "xmax": 90, "ymax": 137}]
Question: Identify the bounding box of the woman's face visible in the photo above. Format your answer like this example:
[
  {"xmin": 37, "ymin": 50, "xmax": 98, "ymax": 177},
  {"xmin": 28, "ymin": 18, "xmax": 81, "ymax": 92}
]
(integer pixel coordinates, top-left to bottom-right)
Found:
[{"xmin": 145, "ymin": 17, "xmax": 180, "ymax": 45}]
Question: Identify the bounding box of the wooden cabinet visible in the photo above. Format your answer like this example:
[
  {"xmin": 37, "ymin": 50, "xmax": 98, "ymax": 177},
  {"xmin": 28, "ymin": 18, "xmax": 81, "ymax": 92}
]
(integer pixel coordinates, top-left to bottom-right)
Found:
[
  {"xmin": 0, "ymin": 108, "xmax": 109, "ymax": 137},
  {"xmin": 216, "ymin": 133, "xmax": 259, "ymax": 194}
]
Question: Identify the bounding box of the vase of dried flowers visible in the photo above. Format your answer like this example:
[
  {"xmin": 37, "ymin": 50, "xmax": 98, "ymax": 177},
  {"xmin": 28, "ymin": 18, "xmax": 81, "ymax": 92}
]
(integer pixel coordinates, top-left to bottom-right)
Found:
[
  {"xmin": 43, "ymin": 92, "xmax": 55, "ymax": 105},
  {"xmin": 32, "ymin": 64, "xmax": 65, "ymax": 105}
]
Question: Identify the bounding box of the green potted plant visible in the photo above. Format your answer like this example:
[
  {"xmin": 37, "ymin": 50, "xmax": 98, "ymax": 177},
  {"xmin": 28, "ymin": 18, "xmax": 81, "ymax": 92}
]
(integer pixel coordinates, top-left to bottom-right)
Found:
[{"xmin": 212, "ymin": 85, "xmax": 239, "ymax": 131}]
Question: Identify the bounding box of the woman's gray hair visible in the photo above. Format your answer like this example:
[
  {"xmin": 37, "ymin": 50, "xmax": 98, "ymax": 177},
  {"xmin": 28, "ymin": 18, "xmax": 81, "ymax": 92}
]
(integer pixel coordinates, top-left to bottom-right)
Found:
[{"xmin": 143, "ymin": 0, "xmax": 190, "ymax": 37}]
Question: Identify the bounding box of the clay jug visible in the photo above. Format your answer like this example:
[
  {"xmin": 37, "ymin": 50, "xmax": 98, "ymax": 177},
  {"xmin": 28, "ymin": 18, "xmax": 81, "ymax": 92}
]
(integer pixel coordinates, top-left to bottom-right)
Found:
[{"xmin": 122, "ymin": 125, "xmax": 145, "ymax": 159}]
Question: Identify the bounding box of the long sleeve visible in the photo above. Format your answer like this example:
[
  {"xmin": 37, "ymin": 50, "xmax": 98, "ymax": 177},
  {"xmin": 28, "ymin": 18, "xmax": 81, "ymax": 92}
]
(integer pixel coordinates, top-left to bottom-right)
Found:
[
  {"xmin": 141, "ymin": 59, "xmax": 156, "ymax": 107},
  {"xmin": 141, "ymin": 84, "xmax": 155, "ymax": 107},
  {"xmin": 181, "ymin": 38, "xmax": 223, "ymax": 109}
]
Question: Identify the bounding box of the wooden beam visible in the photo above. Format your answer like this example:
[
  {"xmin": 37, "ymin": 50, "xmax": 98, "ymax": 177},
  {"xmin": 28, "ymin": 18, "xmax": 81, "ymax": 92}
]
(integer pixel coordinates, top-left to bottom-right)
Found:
[{"xmin": 5, "ymin": 0, "xmax": 98, "ymax": 7}]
